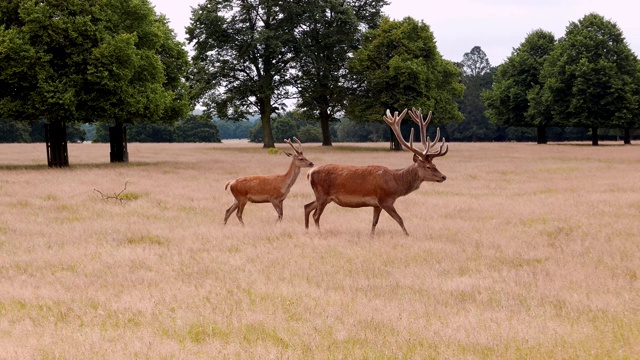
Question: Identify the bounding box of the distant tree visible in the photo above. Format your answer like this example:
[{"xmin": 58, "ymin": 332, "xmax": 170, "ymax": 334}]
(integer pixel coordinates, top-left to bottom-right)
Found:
[
  {"xmin": 187, "ymin": 0, "xmax": 301, "ymax": 148},
  {"xmin": 293, "ymin": 0, "xmax": 387, "ymax": 146},
  {"xmin": 345, "ymin": 16, "xmax": 464, "ymax": 150},
  {"xmin": 460, "ymin": 46, "xmax": 492, "ymax": 77},
  {"xmin": 0, "ymin": 120, "xmax": 30, "ymax": 143},
  {"xmin": 174, "ymin": 114, "xmax": 221, "ymax": 142},
  {"xmin": 448, "ymin": 46, "xmax": 497, "ymax": 142},
  {"xmin": 272, "ymin": 116, "xmax": 298, "ymax": 143},
  {"xmin": 483, "ymin": 30, "xmax": 556, "ymax": 143},
  {"xmin": 297, "ymin": 125, "xmax": 322, "ymax": 143},
  {"xmin": 0, "ymin": 0, "xmax": 191, "ymax": 165},
  {"xmin": 539, "ymin": 13, "xmax": 640, "ymax": 145}
]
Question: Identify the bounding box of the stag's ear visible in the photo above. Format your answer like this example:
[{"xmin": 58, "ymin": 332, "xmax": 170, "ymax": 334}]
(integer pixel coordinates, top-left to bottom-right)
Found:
[
  {"xmin": 413, "ymin": 154, "xmax": 422, "ymax": 163},
  {"xmin": 283, "ymin": 151, "xmax": 293, "ymax": 157}
]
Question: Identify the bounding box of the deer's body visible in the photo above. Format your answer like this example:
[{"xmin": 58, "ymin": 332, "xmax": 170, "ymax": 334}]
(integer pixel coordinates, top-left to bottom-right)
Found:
[
  {"xmin": 224, "ymin": 138, "xmax": 313, "ymax": 225},
  {"xmin": 304, "ymin": 108, "xmax": 448, "ymax": 235}
]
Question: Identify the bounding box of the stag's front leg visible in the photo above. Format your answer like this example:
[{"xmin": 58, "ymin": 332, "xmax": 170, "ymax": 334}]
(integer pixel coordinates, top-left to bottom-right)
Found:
[
  {"xmin": 272, "ymin": 200, "xmax": 284, "ymax": 221},
  {"xmin": 381, "ymin": 203, "xmax": 409, "ymax": 236},
  {"xmin": 371, "ymin": 206, "xmax": 382, "ymax": 235}
]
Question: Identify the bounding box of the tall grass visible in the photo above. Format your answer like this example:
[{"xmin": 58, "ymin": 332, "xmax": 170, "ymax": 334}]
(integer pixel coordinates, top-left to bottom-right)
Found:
[{"xmin": 0, "ymin": 141, "xmax": 638, "ymax": 359}]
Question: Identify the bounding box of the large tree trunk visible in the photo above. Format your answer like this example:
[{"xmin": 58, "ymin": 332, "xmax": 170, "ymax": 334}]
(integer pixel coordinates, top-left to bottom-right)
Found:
[
  {"xmin": 591, "ymin": 127, "xmax": 599, "ymax": 146},
  {"xmin": 45, "ymin": 120, "xmax": 69, "ymax": 168},
  {"xmin": 109, "ymin": 122, "xmax": 129, "ymax": 163},
  {"xmin": 319, "ymin": 108, "xmax": 332, "ymax": 146},
  {"xmin": 536, "ymin": 125, "xmax": 547, "ymax": 144},
  {"xmin": 260, "ymin": 99, "xmax": 275, "ymax": 148},
  {"xmin": 624, "ymin": 128, "xmax": 631, "ymax": 145}
]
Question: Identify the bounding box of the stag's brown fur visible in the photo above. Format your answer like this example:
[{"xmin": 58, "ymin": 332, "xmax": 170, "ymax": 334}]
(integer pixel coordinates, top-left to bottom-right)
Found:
[{"xmin": 304, "ymin": 108, "xmax": 447, "ymax": 235}]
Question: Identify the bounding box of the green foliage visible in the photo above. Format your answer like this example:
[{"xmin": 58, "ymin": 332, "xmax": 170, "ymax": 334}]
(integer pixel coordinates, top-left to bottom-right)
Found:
[
  {"xmin": 296, "ymin": 125, "xmax": 322, "ymax": 143},
  {"xmin": 483, "ymin": 29, "xmax": 556, "ymax": 128},
  {"xmin": 0, "ymin": 120, "xmax": 30, "ymax": 143},
  {"xmin": 187, "ymin": 0, "xmax": 301, "ymax": 147},
  {"xmin": 92, "ymin": 116, "xmax": 221, "ymax": 143},
  {"xmin": 540, "ymin": 13, "xmax": 640, "ymax": 131},
  {"xmin": 0, "ymin": 0, "xmax": 191, "ymax": 126},
  {"xmin": 345, "ymin": 16, "xmax": 464, "ymax": 126},
  {"xmin": 174, "ymin": 115, "xmax": 221, "ymax": 142},
  {"xmin": 293, "ymin": 0, "xmax": 387, "ymax": 145},
  {"xmin": 448, "ymin": 47, "xmax": 499, "ymax": 142},
  {"xmin": 215, "ymin": 120, "xmax": 254, "ymax": 140}
]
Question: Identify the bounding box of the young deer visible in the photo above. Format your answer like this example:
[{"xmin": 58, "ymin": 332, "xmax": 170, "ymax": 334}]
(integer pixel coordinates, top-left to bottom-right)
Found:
[
  {"xmin": 304, "ymin": 108, "xmax": 448, "ymax": 235},
  {"xmin": 224, "ymin": 138, "xmax": 314, "ymax": 225}
]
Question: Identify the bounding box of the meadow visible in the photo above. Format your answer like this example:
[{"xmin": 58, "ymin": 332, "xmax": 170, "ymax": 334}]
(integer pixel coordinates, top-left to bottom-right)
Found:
[{"xmin": 0, "ymin": 141, "xmax": 638, "ymax": 359}]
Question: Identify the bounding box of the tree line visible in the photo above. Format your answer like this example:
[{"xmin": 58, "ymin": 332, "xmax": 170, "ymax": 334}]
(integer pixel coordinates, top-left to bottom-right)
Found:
[{"xmin": 1, "ymin": 1, "xmax": 638, "ymax": 167}]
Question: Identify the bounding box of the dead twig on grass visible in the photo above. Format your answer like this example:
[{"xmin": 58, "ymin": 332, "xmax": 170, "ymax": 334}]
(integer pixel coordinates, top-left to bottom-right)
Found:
[{"xmin": 94, "ymin": 181, "xmax": 129, "ymax": 203}]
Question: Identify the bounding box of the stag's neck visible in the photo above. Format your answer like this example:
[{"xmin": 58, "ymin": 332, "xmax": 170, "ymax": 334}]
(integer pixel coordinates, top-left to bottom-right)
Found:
[
  {"xmin": 281, "ymin": 160, "xmax": 302, "ymax": 191},
  {"xmin": 393, "ymin": 164, "xmax": 424, "ymax": 197}
]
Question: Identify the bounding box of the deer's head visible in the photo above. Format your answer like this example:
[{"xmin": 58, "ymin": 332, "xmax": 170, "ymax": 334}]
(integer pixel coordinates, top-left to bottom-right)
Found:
[
  {"xmin": 284, "ymin": 137, "xmax": 314, "ymax": 168},
  {"xmin": 384, "ymin": 108, "xmax": 448, "ymax": 183}
]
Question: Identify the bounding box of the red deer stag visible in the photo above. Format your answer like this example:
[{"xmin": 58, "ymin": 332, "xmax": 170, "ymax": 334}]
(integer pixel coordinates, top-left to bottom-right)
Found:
[
  {"xmin": 304, "ymin": 108, "xmax": 447, "ymax": 235},
  {"xmin": 224, "ymin": 138, "xmax": 314, "ymax": 225}
]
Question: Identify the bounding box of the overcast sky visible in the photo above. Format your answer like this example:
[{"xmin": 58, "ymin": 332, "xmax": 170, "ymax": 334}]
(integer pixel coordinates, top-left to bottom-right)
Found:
[{"xmin": 149, "ymin": 0, "xmax": 640, "ymax": 66}]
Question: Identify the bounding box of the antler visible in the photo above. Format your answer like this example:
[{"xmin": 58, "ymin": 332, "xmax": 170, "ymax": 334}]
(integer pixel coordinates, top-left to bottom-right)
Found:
[
  {"xmin": 383, "ymin": 108, "xmax": 448, "ymax": 160},
  {"xmin": 284, "ymin": 137, "xmax": 303, "ymax": 154}
]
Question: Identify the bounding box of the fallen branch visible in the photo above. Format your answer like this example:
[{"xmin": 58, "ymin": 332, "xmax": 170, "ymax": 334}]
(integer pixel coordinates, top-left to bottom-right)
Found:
[{"xmin": 94, "ymin": 181, "xmax": 129, "ymax": 203}]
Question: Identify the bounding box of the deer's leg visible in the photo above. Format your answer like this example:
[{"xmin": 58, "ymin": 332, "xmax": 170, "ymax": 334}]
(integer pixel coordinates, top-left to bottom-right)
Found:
[
  {"xmin": 236, "ymin": 199, "xmax": 248, "ymax": 226},
  {"xmin": 371, "ymin": 206, "xmax": 382, "ymax": 235},
  {"xmin": 224, "ymin": 200, "xmax": 239, "ymax": 225},
  {"xmin": 272, "ymin": 200, "xmax": 284, "ymax": 221},
  {"xmin": 381, "ymin": 203, "xmax": 409, "ymax": 236},
  {"xmin": 312, "ymin": 200, "xmax": 330, "ymax": 228},
  {"xmin": 304, "ymin": 201, "xmax": 317, "ymax": 229}
]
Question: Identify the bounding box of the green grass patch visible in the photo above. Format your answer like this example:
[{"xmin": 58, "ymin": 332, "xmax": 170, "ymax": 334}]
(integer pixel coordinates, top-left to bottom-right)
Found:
[{"xmin": 125, "ymin": 234, "xmax": 166, "ymax": 246}]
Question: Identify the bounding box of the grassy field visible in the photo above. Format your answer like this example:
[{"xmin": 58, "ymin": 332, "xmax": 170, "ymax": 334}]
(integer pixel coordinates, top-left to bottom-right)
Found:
[{"xmin": 0, "ymin": 141, "xmax": 638, "ymax": 359}]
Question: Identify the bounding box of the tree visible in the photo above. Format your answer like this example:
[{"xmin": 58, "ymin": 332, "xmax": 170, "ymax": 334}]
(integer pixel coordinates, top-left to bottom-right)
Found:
[
  {"xmin": 293, "ymin": 0, "xmax": 387, "ymax": 146},
  {"xmin": 448, "ymin": 46, "xmax": 498, "ymax": 142},
  {"xmin": 174, "ymin": 114, "xmax": 221, "ymax": 142},
  {"xmin": 187, "ymin": 0, "xmax": 301, "ymax": 148},
  {"xmin": 483, "ymin": 30, "xmax": 556, "ymax": 143},
  {"xmin": 539, "ymin": 13, "xmax": 640, "ymax": 145},
  {"xmin": 0, "ymin": 0, "xmax": 191, "ymax": 166},
  {"xmin": 345, "ymin": 16, "xmax": 464, "ymax": 150},
  {"xmin": 460, "ymin": 46, "xmax": 492, "ymax": 77}
]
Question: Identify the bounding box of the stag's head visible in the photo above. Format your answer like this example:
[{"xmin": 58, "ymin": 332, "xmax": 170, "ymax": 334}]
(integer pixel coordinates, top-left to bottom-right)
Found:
[
  {"xmin": 383, "ymin": 108, "xmax": 448, "ymax": 183},
  {"xmin": 283, "ymin": 137, "xmax": 314, "ymax": 168}
]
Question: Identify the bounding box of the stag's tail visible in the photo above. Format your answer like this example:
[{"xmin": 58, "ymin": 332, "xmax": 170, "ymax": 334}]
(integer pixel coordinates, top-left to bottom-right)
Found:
[{"xmin": 225, "ymin": 181, "xmax": 232, "ymax": 191}]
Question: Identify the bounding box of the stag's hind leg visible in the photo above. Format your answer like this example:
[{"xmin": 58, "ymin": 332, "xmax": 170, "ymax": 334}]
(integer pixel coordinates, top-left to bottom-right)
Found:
[
  {"xmin": 304, "ymin": 201, "xmax": 317, "ymax": 229},
  {"xmin": 235, "ymin": 199, "xmax": 248, "ymax": 226},
  {"xmin": 224, "ymin": 200, "xmax": 238, "ymax": 225},
  {"xmin": 312, "ymin": 200, "xmax": 330, "ymax": 228}
]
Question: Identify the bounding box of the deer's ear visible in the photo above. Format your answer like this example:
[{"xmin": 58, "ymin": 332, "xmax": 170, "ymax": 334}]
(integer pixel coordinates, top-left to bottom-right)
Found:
[
  {"xmin": 413, "ymin": 154, "xmax": 421, "ymax": 163},
  {"xmin": 283, "ymin": 151, "xmax": 293, "ymax": 157}
]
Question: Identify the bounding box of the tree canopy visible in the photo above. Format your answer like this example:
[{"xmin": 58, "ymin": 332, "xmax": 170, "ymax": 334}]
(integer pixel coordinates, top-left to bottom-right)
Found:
[
  {"xmin": 293, "ymin": 0, "xmax": 387, "ymax": 146},
  {"xmin": 345, "ymin": 16, "xmax": 464, "ymax": 126},
  {"xmin": 539, "ymin": 13, "xmax": 640, "ymax": 145},
  {"xmin": 483, "ymin": 29, "xmax": 556, "ymax": 143},
  {"xmin": 187, "ymin": 0, "xmax": 302, "ymax": 148},
  {"xmin": 0, "ymin": 0, "xmax": 190, "ymax": 126},
  {"xmin": 0, "ymin": 0, "xmax": 191, "ymax": 165}
]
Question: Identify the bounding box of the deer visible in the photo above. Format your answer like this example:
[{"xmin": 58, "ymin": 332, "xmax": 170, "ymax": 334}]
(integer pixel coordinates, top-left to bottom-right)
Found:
[
  {"xmin": 224, "ymin": 137, "xmax": 314, "ymax": 225},
  {"xmin": 304, "ymin": 108, "xmax": 448, "ymax": 236}
]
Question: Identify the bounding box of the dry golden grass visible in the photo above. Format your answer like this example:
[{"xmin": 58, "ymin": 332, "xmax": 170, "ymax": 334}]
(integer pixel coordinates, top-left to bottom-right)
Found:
[{"xmin": 0, "ymin": 140, "xmax": 638, "ymax": 359}]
